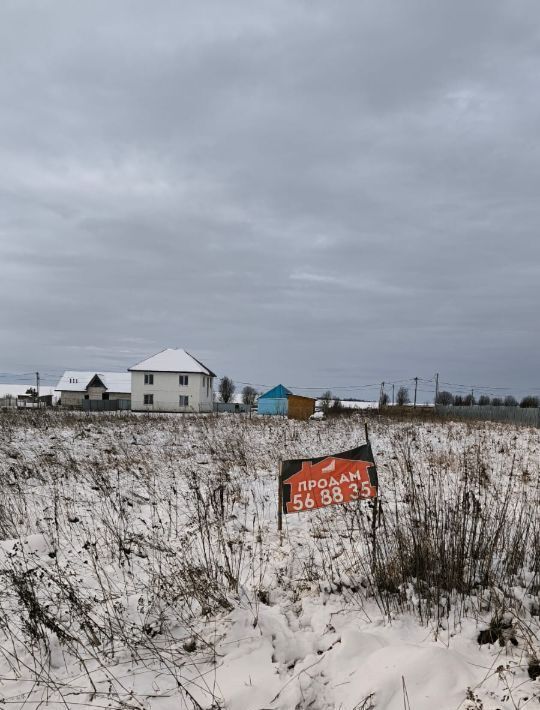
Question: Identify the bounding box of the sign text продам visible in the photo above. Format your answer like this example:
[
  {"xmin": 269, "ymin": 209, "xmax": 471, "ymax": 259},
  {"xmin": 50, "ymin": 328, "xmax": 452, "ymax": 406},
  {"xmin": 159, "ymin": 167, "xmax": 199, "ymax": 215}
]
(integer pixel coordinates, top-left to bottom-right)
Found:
[{"xmin": 279, "ymin": 443, "xmax": 378, "ymax": 516}]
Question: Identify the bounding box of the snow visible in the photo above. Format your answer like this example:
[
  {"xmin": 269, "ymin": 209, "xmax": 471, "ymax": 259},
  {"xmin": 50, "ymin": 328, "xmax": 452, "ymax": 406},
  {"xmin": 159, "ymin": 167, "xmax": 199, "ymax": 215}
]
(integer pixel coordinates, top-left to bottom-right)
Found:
[
  {"xmin": 0, "ymin": 383, "xmax": 55, "ymax": 397},
  {"xmin": 314, "ymin": 400, "xmax": 434, "ymax": 410},
  {"xmin": 55, "ymin": 370, "xmax": 131, "ymax": 392},
  {"xmin": 338, "ymin": 399, "xmax": 379, "ymax": 409},
  {"xmin": 129, "ymin": 348, "xmax": 215, "ymax": 375},
  {"xmin": 313, "ymin": 399, "xmax": 379, "ymax": 410},
  {"xmin": 0, "ymin": 413, "xmax": 539, "ymax": 709}
]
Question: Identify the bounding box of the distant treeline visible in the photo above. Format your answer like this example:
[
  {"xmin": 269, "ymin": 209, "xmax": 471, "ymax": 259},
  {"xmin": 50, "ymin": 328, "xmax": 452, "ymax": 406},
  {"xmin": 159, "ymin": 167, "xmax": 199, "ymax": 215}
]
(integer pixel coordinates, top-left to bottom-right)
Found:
[{"xmin": 435, "ymin": 391, "xmax": 539, "ymax": 408}]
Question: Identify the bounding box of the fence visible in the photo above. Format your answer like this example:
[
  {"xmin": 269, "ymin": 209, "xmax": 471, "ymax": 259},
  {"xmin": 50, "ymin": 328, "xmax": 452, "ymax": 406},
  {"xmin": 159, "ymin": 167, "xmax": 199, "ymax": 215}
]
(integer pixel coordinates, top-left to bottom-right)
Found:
[
  {"xmin": 82, "ymin": 399, "xmax": 131, "ymax": 412},
  {"xmin": 436, "ymin": 404, "xmax": 540, "ymax": 427},
  {"xmin": 213, "ymin": 402, "xmax": 251, "ymax": 414},
  {"xmin": 0, "ymin": 397, "xmax": 49, "ymax": 410}
]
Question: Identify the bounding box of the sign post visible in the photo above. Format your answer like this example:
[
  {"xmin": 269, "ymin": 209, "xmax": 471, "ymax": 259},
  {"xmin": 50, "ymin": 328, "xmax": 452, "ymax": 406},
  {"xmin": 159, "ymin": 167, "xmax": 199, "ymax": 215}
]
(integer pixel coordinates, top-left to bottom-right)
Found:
[
  {"xmin": 365, "ymin": 422, "xmax": 379, "ymax": 570},
  {"xmin": 278, "ymin": 461, "xmax": 283, "ymax": 535}
]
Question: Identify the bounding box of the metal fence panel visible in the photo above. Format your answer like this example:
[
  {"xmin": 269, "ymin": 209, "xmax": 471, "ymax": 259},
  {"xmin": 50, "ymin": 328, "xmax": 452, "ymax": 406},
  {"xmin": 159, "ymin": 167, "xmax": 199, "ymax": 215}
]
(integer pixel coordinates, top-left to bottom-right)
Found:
[
  {"xmin": 82, "ymin": 399, "xmax": 131, "ymax": 412},
  {"xmin": 213, "ymin": 402, "xmax": 251, "ymax": 413}
]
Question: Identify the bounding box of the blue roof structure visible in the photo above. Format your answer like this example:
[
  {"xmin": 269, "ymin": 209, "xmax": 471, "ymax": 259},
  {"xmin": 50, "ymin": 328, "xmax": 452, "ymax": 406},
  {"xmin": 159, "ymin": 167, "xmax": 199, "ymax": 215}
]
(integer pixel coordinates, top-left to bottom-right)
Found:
[{"xmin": 259, "ymin": 384, "xmax": 292, "ymax": 399}]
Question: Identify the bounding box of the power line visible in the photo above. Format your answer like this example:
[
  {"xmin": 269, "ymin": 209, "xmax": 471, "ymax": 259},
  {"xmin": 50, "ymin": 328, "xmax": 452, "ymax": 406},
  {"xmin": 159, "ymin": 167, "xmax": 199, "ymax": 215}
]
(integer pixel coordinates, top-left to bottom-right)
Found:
[
  {"xmin": 440, "ymin": 381, "xmax": 540, "ymax": 393},
  {"xmin": 230, "ymin": 378, "xmax": 422, "ymax": 392},
  {"xmin": 231, "ymin": 380, "xmax": 380, "ymax": 391},
  {"xmin": 1, "ymin": 368, "xmax": 538, "ymax": 399}
]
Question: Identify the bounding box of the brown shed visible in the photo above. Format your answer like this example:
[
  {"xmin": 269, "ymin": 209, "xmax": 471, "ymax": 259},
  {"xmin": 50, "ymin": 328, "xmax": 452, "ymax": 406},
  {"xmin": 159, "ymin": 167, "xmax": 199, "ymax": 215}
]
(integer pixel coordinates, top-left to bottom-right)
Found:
[{"xmin": 287, "ymin": 394, "xmax": 316, "ymax": 421}]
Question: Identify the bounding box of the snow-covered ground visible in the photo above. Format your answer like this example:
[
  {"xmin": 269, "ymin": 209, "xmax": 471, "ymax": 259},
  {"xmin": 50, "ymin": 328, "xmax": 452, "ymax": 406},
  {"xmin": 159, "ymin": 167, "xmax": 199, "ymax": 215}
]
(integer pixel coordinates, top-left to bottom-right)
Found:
[
  {"xmin": 319, "ymin": 399, "xmax": 379, "ymax": 409},
  {"xmin": 0, "ymin": 411, "xmax": 539, "ymax": 709}
]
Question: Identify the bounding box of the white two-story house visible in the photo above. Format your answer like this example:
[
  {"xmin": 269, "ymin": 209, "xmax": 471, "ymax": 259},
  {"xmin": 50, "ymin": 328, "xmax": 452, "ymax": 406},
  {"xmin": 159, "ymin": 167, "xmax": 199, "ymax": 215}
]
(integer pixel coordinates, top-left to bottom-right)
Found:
[{"xmin": 128, "ymin": 348, "xmax": 215, "ymax": 413}]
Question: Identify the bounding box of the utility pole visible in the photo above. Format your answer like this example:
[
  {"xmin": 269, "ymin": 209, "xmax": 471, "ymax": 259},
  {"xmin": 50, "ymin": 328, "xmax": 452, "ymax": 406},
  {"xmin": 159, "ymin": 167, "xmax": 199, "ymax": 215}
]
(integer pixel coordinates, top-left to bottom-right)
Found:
[
  {"xmin": 434, "ymin": 373, "xmax": 439, "ymax": 406},
  {"xmin": 392, "ymin": 383, "xmax": 395, "ymax": 406},
  {"xmin": 35, "ymin": 371, "xmax": 40, "ymax": 403},
  {"xmin": 378, "ymin": 381, "xmax": 385, "ymax": 409},
  {"xmin": 413, "ymin": 377, "xmax": 418, "ymax": 408}
]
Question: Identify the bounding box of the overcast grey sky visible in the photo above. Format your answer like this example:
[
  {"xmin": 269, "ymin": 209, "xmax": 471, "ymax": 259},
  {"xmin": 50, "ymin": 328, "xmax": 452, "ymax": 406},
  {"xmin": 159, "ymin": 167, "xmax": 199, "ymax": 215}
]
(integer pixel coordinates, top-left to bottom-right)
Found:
[{"xmin": 1, "ymin": 0, "xmax": 540, "ymax": 399}]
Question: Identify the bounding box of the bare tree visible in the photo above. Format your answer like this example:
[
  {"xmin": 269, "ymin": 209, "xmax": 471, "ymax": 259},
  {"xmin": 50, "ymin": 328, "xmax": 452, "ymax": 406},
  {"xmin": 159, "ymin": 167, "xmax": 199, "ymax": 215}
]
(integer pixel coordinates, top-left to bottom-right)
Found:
[
  {"xmin": 396, "ymin": 387, "xmax": 410, "ymax": 406},
  {"xmin": 219, "ymin": 376, "xmax": 235, "ymax": 403},
  {"xmin": 463, "ymin": 393, "xmax": 476, "ymax": 406},
  {"xmin": 520, "ymin": 395, "xmax": 539, "ymax": 408},
  {"xmin": 491, "ymin": 397, "xmax": 503, "ymax": 406},
  {"xmin": 478, "ymin": 395, "xmax": 490, "ymax": 406},
  {"xmin": 379, "ymin": 392, "xmax": 389, "ymax": 407},
  {"xmin": 330, "ymin": 397, "xmax": 343, "ymax": 414},
  {"xmin": 241, "ymin": 385, "xmax": 257, "ymax": 406},
  {"xmin": 320, "ymin": 390, "xmax": 332, "ymax": 414},
  {"xmin": 436, "ymin": 391, "xmax": 454, "ymax": 406},
  {"xmin": 504, "ymin": 395, "xmax": 518, "ymax": 407}
]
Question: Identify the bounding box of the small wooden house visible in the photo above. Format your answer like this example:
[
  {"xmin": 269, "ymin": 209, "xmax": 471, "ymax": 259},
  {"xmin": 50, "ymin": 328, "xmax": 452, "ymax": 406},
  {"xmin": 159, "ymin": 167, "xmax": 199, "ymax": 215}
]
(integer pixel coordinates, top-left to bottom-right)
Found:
[
  {"xmin": 257, "ymin": 384, "xmax": 292, "ymax": 415},
  {"xmin": 287, "ymin": 394, "xmax": 316, "ymax": 421},
  {"xmin": 257, "ymin": 385, "xmax": 315, "ymax": 420}
]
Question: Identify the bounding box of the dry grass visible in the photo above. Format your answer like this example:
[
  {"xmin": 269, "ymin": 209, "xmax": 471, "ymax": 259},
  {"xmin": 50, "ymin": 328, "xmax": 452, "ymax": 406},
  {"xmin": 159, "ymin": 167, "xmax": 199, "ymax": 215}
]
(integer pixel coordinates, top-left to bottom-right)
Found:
[{"xmin": 0, "ymin": 409, "xmax": 539, "ymax": 706}]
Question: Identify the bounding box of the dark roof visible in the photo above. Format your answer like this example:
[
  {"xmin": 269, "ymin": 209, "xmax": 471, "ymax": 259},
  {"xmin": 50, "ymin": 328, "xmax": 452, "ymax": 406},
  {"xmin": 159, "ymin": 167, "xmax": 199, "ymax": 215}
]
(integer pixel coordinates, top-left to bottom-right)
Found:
[
  {"xmin": 86, "ymin": 374, "xmax": 106, "ymax": 390},
  {"xmin": 185, "ymin": 351, "xmax": 217, "ymax": 378}
]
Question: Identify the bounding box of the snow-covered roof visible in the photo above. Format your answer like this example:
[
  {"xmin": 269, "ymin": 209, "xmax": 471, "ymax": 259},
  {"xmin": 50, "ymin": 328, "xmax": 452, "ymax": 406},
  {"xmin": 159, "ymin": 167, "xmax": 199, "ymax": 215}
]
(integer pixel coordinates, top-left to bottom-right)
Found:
[
  {"xmin": 128, "ymin": 349, "xmax": 216, "ymax": 376},
  {"xmin": 55, "ymin": 371, "xmax": 131, "ymax": 393}
]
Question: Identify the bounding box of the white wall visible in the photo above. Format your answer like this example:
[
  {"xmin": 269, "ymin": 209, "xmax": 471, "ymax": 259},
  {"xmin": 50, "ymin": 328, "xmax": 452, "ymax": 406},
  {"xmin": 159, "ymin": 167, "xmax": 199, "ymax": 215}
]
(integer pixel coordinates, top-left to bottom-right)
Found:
[
  {"xmin": 131, "ymin": 371, "xmax": 214, "ymax": 412},
  {"xmin": 108, "ymin": 392, "xmax": 132, "ymax": 402},
  {"xmin": 60, "ymin": 390, "xmax": 85, "ymax": 407}
]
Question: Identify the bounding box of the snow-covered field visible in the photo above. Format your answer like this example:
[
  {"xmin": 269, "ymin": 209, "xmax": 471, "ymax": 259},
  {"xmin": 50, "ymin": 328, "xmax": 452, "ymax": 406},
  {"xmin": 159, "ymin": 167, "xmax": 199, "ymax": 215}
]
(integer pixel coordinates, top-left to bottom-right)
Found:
[{"xmin": 1, "ymin": 410, "xmax": 540, "ymax": 709}]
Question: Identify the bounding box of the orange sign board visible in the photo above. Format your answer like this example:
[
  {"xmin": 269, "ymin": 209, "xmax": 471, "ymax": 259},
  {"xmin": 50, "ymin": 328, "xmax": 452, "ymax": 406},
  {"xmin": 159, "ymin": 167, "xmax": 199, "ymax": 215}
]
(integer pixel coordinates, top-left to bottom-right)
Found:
[{"xmin": 282, "ymin": 453, "xmax": 377, "ymax": 514}]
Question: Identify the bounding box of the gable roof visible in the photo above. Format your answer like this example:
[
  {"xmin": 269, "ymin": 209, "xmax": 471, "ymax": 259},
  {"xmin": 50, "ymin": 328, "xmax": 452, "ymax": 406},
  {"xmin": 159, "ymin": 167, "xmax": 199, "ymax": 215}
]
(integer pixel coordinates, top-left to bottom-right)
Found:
[
  {"xmin": 55, "ymin": 371, "xmax": 131, "ymax": 393},
  {"xmin": 87, "ymin": 374, "xmax": 106, "ymax": 389},
  {"xmin": 259, "ymin": 384, "xmax": 293, "ymax": 399},
  {"xmin": 128, "ymin": 348, "xmax": 216, "ymax": 376}
]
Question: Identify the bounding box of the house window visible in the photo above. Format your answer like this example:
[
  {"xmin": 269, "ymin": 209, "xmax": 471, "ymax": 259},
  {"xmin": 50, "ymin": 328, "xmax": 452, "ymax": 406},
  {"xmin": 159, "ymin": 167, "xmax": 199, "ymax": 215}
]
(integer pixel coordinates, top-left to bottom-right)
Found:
[
  {"xmin": 179, "ymin": 395, "xmax": 189, "ymax": 407},
  {"xmin": 144, "ymin": 373, "xmax": 154, "ymax": 385},
  {"xmin": 179, "ymin": 375, "xmax": 189, "ymax": 386},
  {"xmin": 144, "ymin": 394, "xmax": 154, "ymax": 405}
]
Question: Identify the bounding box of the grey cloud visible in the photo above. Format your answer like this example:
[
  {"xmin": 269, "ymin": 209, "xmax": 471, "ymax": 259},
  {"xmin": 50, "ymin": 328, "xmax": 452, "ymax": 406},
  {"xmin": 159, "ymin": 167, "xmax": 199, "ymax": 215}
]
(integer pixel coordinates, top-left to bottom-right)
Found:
[{"xmin": 1, "ymin": 0, "xmax": 539, "ymax": 397}]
